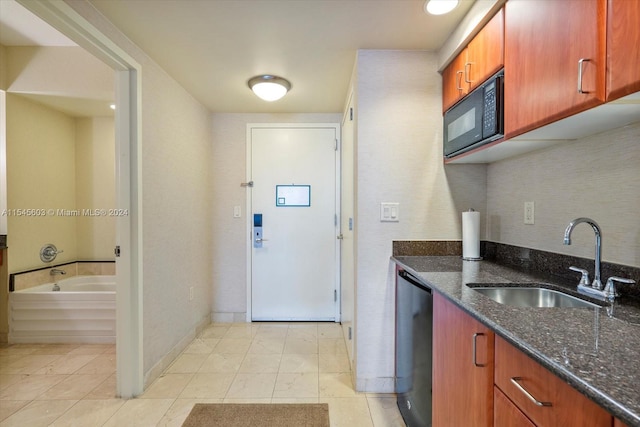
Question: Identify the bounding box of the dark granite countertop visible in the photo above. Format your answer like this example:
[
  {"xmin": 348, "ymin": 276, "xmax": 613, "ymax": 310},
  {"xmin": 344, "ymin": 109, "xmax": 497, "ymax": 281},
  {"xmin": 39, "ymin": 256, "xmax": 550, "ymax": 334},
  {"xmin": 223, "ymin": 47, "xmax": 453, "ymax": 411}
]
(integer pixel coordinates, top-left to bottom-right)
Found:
[{"xmin": 393, "ymin": 255, "xmax": 640, "ymax": 427}]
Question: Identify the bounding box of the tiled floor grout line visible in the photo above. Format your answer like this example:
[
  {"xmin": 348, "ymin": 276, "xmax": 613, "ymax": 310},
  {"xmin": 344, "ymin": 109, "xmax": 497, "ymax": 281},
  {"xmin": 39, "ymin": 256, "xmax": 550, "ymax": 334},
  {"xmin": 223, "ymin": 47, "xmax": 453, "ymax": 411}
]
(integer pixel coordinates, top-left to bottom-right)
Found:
[{"xmin": 1, "ymin": 323, "xmax": 405, "ymax": 426}]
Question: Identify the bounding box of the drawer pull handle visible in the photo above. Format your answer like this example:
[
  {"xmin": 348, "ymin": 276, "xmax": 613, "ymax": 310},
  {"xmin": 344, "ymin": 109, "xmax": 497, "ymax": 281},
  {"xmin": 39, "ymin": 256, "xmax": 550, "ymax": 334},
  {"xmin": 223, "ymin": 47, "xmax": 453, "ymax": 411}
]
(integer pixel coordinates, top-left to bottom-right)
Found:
[
  {"xmin": 472, "ymin": 333, "xmax": 485, "ymax": 367},
  {"xmin": 577, "ymin": 58, "xmax": 590, "ymax": 94},
  {"xmin": 510, "ymin": 377, "xmax": 552, "ymax": 407}
]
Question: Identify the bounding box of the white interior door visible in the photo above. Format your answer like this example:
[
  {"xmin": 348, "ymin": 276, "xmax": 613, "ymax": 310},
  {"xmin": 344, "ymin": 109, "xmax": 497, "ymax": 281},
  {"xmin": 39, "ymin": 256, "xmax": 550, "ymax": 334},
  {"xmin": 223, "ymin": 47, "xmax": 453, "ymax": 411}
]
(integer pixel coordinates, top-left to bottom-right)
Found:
[{"xmin": 249, "ymin": 124, "xmax": 339, "ymax": 321}]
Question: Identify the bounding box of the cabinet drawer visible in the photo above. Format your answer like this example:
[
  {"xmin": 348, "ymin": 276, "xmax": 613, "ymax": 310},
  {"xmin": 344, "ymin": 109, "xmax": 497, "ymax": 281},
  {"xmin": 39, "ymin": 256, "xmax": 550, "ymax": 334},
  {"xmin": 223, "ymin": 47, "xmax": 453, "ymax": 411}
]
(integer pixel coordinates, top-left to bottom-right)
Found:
[
  {"xmin": 494, "ymin": 386, "xmax": 536, "ymax": 427},
  {"xmin": 495, "ymin": 336, "xmax": 610, "ymax": 427}
]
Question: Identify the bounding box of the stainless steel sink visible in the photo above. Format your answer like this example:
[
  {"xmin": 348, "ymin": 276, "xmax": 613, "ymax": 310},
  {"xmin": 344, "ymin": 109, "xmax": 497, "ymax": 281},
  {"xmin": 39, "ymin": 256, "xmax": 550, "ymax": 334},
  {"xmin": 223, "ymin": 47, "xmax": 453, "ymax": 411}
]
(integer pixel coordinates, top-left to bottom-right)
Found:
[{"xmin": 469, "ymin": 285, "xmax": 600, "ymax": 309}]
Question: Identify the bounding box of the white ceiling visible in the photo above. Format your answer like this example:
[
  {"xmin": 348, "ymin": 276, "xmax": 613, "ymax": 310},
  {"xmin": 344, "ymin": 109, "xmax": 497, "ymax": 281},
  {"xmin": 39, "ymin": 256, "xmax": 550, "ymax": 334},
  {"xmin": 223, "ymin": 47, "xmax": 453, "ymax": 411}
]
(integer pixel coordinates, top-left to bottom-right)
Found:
[
  {"xmin": 0, "ymin": 0, "xmax": 76, "ymax": 46},
  {"xmin": 1, "ymin": 0, "xmax": 476, "ymax": 114},
  {"xmin": 0, "ymin": 0, "xmax": 115, "ymax": 117},
  {"xmin": 88, "ymin": 0, "xmax": 475, "ymax": 113}
]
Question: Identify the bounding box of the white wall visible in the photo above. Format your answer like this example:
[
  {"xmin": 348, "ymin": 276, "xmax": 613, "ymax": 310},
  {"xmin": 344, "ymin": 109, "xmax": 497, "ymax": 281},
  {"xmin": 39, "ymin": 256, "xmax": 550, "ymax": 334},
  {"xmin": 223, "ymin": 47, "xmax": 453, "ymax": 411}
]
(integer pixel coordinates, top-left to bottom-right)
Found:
[
  {"xmin": 76, "ymin": 117, "xmax": 115, "ymax": 260},
  {"xmin": 6, "ymin": 94, "xmax": 78, "ymax": 271},
  {"xmin": 487, "ymin": 121, "xmax": 640, "ymax": 267},
  {"xmin": 0, "ymin": 90, "xmax": 7, "ymax": 236},
  {"xmin": 0, "ymin": 46, "xmax": 7, "ymax": 236},
  {"xmin": 210, "ymin": 113, "xmax": 341, "ymax": 322},
  {"xmin": 353, "ymin": 50, "xmax": 487, "ymax": 391},
  {"xmin": 64, "ymin": 1, "xmax": 214, "ymax": 381},
  {"xmin": 6, "ymin": 100, "xmax": 116, "ymax": 270}
]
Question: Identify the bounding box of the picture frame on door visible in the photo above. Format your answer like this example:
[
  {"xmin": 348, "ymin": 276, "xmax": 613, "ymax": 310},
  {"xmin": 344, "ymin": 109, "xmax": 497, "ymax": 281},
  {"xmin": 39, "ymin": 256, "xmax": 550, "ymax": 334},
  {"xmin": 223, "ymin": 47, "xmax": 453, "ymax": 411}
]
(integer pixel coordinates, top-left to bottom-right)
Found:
[{"xmin": 275, "ymin": 184, "xmax": 311, "ymax": 207}]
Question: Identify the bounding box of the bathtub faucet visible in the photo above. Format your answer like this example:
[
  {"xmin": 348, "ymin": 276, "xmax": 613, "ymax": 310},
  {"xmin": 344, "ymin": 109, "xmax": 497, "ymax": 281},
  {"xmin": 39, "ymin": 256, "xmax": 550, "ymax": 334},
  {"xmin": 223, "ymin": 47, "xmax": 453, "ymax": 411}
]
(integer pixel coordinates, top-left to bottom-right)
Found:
[{"xmin": 50, "ymin": 269, "xmax": 66, "ymax": 276}]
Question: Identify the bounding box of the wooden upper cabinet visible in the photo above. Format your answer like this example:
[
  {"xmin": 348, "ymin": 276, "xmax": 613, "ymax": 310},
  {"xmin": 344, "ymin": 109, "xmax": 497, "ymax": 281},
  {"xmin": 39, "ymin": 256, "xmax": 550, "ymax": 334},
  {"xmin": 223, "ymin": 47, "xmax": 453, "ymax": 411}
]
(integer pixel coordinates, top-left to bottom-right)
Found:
[
  {"xmin": 466, "ymin": 8, "xmax": 504, "ymax": 91},
  {"xmin": 432, "ymin": 293, "xmax": 495, "ymax": 427},
  {"xmin": 607, "ymin": 0, "xmax": 640, "ymax": 101},
  {"xmin": 442, "ymin": 8, "xmax": 504, "ymax": 112},
  {"xmin": 442, "ymin": 49, "xmax": 470, "ymax": 111},
  {"xmin": 504, "ymin": 0, "xmax": 607, "ymax": 138}
]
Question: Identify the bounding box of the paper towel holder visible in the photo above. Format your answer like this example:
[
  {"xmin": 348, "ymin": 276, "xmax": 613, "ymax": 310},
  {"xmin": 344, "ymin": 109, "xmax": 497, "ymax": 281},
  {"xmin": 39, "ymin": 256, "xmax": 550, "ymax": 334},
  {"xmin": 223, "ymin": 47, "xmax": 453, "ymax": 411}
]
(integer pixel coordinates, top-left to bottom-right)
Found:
[{"xmin": 462, "ymin": 208, "xmax": 483, "ymax": 261}]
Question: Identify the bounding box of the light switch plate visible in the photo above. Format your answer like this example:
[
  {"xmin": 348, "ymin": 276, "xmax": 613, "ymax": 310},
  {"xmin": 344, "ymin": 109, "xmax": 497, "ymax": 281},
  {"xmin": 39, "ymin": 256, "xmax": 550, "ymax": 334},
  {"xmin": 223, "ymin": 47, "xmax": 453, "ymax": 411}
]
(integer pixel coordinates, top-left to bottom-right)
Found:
[{"xmin": 380, "ymin": 202, "xmax": 399, "ymax": 222}]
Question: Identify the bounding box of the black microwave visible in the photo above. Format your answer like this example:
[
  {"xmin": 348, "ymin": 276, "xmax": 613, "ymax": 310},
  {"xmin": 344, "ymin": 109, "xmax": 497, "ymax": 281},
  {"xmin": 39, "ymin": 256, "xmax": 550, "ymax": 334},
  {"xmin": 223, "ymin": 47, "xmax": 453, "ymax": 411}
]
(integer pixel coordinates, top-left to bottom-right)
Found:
[{"xmin": 443, "ymin": 71, "xmax": 504, "ymax": 158}]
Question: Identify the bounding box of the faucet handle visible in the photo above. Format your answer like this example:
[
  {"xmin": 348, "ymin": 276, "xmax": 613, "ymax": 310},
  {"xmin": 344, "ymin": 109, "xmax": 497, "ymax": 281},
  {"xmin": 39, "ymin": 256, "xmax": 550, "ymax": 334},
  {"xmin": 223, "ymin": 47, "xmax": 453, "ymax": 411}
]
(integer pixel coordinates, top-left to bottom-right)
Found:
[
  {"xmin": 569, "ymin": 266, "xmax": 590, "ymax": 286},
  {"xmin": 603, "ymin": 276, "xmax": 636, "ymax": 301}
]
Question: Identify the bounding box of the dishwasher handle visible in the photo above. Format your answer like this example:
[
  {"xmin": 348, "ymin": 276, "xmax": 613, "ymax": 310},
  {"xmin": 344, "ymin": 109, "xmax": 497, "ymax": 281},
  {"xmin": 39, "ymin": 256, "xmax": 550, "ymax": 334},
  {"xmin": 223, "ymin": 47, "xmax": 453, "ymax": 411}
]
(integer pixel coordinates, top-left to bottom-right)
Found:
[{"xmin": 398, "ymin": 270, "xmax": 432, "ymax": 293}]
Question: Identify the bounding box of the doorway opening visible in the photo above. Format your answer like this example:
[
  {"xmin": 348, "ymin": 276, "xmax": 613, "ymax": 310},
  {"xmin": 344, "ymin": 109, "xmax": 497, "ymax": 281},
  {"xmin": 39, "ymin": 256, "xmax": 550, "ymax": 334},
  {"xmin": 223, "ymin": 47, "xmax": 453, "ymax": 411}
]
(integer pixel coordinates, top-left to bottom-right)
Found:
[{"xmin": 5, "ymin": 0, "xmax": 143, "ymax": 397}]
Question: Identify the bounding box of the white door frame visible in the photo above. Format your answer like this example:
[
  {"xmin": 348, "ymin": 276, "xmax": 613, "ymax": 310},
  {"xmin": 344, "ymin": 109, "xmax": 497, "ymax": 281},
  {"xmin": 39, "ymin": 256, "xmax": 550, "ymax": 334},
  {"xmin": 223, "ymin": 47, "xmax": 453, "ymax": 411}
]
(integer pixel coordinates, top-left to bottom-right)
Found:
[
  {"xmin": 340, "ymin": 90, "xmax": 356, "ymax": 362},
  {"xmin": 245, "ymin": 123, "xmax": 341, "ymax": 322},
  {"xmin": 19, "ymin": 0, "xmax": 144, "ymax": 397}
]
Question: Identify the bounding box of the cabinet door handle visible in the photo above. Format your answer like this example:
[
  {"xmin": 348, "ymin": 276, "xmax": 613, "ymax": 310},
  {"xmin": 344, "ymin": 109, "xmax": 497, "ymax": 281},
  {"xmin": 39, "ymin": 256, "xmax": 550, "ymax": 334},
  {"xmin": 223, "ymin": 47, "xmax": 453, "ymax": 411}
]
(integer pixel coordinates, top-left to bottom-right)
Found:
[
  {"xmin": 577, "ymin": 58, "xmax": 590, "ymax": 94},
  {"xmin": 464, "ymin": 62, "xmax": 473, "ymax": 84},
  {"xmin": 472, "ymin": 332, "xmax": 485, "ymax": 367},
  {"xmin": 456, "ymin": 70, "xmax": 464, "ymax": 91},
  {"xmin": 510, "ymin": 377, "xmax": 553, "ymax": 407}
]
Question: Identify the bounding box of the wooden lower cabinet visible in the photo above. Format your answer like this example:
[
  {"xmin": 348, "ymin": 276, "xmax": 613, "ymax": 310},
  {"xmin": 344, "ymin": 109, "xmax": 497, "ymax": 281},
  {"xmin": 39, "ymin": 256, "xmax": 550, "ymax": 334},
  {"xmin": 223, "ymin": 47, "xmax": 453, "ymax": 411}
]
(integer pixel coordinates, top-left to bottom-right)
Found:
[
  {"xmin": 432, "ymin": 293, "xmax": 494, "ymax": 426},
  {"xmin": 494, "ymin": 336, "xmax": 611, "ymax": 427},
  {"xmin": 431, "ymin": 291, "xmax": 629, "ymax": 426},
  {"xmin": 494, "ymin": 386, "xmax": 536, "ymax": 427}
]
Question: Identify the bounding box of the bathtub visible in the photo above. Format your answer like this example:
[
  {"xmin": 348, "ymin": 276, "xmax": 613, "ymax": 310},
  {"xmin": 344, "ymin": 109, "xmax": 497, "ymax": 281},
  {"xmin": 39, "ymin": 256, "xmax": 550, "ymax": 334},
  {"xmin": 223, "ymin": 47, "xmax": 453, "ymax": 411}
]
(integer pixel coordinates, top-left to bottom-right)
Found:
[{"xmin": 9, "ymin": 275, "xmax": 116, "ymax": 344}]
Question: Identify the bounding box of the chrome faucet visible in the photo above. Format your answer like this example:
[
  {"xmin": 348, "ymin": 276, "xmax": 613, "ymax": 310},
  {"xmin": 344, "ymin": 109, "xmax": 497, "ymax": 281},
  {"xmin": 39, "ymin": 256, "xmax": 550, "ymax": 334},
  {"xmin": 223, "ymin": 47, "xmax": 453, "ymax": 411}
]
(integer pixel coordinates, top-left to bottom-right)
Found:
[
  {"xmin": 50, "ymin": 268, "xmax": 66, "ymax": 276},
  {"xmin": 564, "ymin": 217, "xmax": 602, "ymax": 290},
  {"xmin": 602, "ymin": 276, "xmax": 636, "ymax": 303},
  {"xmin": 564, "ymin": 218, "xmax": 637, "ymax": 303}
]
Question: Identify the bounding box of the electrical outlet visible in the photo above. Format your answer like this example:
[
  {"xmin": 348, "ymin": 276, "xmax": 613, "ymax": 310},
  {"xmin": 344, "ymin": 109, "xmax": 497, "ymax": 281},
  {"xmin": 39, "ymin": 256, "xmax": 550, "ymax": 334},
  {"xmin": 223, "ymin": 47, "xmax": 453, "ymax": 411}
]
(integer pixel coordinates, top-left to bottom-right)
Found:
[
  {"xmin": 524, "ymin": 201, "xmax": 535, "ymax": 224},
  {"xmin": 189, "ymin": 286, "xmax": 194, "ymax": 301}
]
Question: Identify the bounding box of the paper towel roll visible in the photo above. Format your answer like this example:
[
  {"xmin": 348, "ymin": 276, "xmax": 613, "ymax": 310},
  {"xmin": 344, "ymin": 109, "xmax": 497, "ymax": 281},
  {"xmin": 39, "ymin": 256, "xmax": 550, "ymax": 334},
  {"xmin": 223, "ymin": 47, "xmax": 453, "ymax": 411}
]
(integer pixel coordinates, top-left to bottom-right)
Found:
[{"xmin": 462, "ymin": 210, "xmax": 481, "ymax": 260}]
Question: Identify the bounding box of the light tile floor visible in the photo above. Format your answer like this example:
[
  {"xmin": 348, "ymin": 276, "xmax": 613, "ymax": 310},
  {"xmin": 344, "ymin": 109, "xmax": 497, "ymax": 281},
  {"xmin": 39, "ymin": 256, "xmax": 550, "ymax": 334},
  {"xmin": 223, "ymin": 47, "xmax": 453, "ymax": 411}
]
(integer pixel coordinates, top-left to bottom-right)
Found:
[{"xmin": 0, "ymin": 322, "xmax": 406, "ymax": 426}]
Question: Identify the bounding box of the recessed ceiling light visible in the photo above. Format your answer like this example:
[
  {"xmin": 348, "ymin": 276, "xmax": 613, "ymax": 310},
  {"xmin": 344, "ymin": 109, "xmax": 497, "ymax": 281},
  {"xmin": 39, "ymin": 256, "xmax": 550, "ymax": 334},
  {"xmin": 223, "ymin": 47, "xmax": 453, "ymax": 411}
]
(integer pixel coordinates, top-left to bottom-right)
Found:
[
  {"xmin": 424, "ymin": 0, "xmax": 459, "ymax": 15},
  {"xmin": 109, "ymin": 103, "xmax": 116, "ymax": 110},
  {"xmin": 248, "ymin": 75, "xmax": 291, "ymax": 102}
]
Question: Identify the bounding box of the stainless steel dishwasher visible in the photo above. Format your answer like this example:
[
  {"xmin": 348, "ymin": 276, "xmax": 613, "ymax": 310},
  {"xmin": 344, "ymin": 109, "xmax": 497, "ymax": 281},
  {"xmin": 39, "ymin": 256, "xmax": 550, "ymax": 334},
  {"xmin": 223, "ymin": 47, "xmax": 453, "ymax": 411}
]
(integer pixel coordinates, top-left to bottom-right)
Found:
[{"xmin": 396, "ymin": 269, "xmax": 433, "ymax": 427}]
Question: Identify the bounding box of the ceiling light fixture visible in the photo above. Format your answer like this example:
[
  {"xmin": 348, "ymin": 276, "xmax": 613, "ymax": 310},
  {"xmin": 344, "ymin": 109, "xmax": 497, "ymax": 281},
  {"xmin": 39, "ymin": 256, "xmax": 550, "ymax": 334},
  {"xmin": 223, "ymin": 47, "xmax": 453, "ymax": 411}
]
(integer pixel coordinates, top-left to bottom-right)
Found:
[
  {"xmin": 248, "ymin": 75, "xmax": 291, "ymax": 102},
  {"xmin": 424, "ymin": 0, "xmax": 459, "ymax": 15},
  {"xmin": 109, "ymin": 103, "xmax": 116, "ymax": 110}
]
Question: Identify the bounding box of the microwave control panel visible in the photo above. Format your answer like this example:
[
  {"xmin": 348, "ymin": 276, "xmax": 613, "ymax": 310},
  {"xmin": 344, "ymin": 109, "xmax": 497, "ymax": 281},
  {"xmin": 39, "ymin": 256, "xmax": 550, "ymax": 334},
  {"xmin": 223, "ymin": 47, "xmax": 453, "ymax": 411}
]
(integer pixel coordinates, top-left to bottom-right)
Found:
[{"xmin": 483, "ymin": 80, "xmax": 497, "ymax": 137}]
